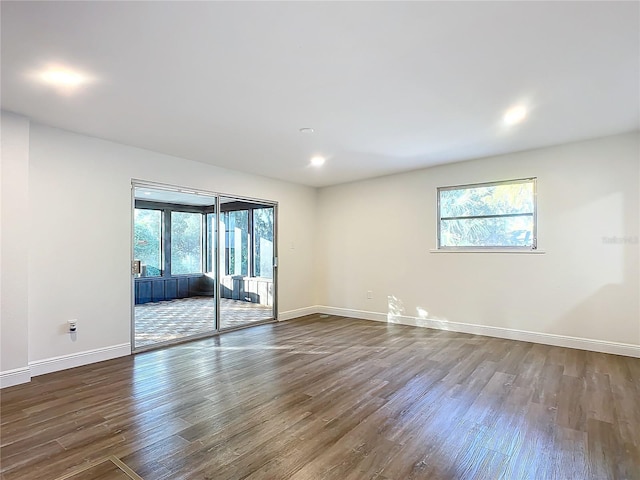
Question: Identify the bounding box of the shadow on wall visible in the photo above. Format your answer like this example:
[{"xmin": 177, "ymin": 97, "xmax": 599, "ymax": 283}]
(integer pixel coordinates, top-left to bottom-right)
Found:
[
  {"xmin": 554, "ymin": 282, "xmax": 640, "ymax": 345},
  {"xmin": 541, "ymin": 156, "xmax": 639, "ymax": 343},
  {"xmin": 548, "ymin": 189, "xmax": 638, "ymax": 344}
]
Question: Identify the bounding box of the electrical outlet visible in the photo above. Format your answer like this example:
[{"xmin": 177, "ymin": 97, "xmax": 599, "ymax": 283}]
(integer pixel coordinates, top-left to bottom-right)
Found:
[{"xmin": 366, "ymin": 290, "xmax": 373, "ymax": 300}]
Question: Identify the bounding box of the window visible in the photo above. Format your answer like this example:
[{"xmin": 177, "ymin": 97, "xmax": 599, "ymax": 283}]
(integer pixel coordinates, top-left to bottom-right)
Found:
[
  {"xmin": 135, "ymin": 197, "xmax": 274, "ymax": 281},
  {"xmin": 206, "ymin": 213, "xmax": 216, "ymax": 273},
  {"xmin": 220, "ymin": 205, "xmax": 274, "ymax": 278},
  {"xmin": 170, "ymin": 211, "xmax": 203, "ymax": 274},
  {"xmin": 253, "ymin": 208, "xmax": 274, "ymax": 278},
  {"xmin": 438, "ymin": 178, "xmax": 536, "ymax": 249},
  {"xmin": 134, "ymin": 208, "xmax": 162, "ymax": 276},
  {"xmin": 223, "ymin": 210, "xmax": 249, "ymax": 276}
]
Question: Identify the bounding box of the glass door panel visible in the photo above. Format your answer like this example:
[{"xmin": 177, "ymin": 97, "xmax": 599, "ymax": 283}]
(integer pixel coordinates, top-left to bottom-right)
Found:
[
  {"xmin": 219, "ymin": 196, "xmax": 276, "ymax": 330},
  {"xmin": 132, "ymin": 185, "xmax": 217, "ymax": 351}
]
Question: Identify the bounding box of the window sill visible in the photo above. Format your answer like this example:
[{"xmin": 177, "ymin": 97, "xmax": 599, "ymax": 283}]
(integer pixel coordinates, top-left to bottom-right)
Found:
[{"xmin": 430, "ymin": 249, "xmax": 546, "ymax": 254}]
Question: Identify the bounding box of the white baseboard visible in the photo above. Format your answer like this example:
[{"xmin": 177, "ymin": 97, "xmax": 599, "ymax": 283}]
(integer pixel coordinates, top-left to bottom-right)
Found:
[
  {"xmin": 0, "ymin": 367, "xmax": 31, "ymax": 388},
  {"xmin": 316, "ymin": 306, "xmax": 640, "ymax": 358},
  {"xmin": 29, "ymin": 343, "xmax": 131, "ymax": 377},
  {"xmin": 4, "ymin": 306, "xmax": 636, "ymax": 390},
  {"xmin": 278, "ymin": 305, "xmax": 320, "ymax": 322}
]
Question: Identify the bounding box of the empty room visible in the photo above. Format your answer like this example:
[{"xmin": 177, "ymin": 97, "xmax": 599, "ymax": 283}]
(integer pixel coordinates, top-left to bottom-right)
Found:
[{"xmin": 1, "ymin": 2, "xmax": 638, "ymax": 479}]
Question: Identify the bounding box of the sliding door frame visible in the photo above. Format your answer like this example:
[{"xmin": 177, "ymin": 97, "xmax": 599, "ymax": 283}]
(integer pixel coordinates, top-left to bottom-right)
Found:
[
  {"xmin": 130, "ymin": 180, "xmax": 278, "ymax": 352},
  {"xmin": 217, "ymin": 192, "xmax": 278, "ymax": 331}
]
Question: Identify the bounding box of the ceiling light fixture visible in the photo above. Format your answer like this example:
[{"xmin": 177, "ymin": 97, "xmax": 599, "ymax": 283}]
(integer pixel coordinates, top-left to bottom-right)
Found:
[
  {"xmin": 40, "ymin": 69, "xmax": 85, "ymax": 87},
  {"xmin": 310, "ymin": 156, "xmax": 326, "ymax": 167},
  {"xmin": 30, "ymin": 64, "xmax": 94, "ymax": 95},
  {"xmin": 299, "ymin": 127, "xmax": 315, "ymax": 134},
  {"xmin": 38, "ymin": 66, "xmax": 89, "ymax": 87},
  {"xmin": 503, "ymin": 105, "xmax": 528, "ymax": 126}
]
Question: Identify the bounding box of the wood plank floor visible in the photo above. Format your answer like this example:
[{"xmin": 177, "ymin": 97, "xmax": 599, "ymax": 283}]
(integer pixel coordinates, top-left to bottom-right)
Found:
[{"xmin": 1, "ymin": 315, "xmax": 639, "ymax": 479}]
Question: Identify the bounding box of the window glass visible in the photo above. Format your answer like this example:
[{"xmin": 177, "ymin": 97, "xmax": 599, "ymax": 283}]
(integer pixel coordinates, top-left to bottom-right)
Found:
[
  {"xmin": 253, "ymin": 208, "xmax": 274, "ymax": 278},
  {"xmin": 171, "ymin": 211, "xmax": 203, "ymax": 274},
  {"xmin": 206, "ymin": 213, "xmax": 216, "ymax": 273},
  {"xmin": 438, "ymin": 179, "xmax": 536, "ymax": 248},
  {"xmin": 224, "ymin": 210, "xmax": 248, "ymax": 276},
  {"xmin": 134, "ymin": 208, "xmax": 162, "ymax": 277}
]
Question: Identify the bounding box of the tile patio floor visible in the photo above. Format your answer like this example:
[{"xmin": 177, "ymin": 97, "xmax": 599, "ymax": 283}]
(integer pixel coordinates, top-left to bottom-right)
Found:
[{"xmin": 134, "ymin": 296, "xmax": 273, "ymax": 348}]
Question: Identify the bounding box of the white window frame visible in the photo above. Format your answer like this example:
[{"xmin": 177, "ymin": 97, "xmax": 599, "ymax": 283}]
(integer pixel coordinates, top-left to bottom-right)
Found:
[{"xmin": 437, "ymin": 177, "xmax": 537, "ymax": 251}]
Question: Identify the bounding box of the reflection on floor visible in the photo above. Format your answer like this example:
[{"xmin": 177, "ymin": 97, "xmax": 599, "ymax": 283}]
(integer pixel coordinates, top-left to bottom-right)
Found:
[{"xmin": 134, "ymin": 296, "xmax": 273, "ymax": 348}]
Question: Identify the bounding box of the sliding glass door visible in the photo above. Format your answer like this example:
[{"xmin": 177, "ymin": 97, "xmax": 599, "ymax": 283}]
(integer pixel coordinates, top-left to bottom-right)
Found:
[
  {"xmin": 219, "ymin": 196, "xmax": 276, "ymax": 330},
  {"xmin": 132, "ymin": 184, "xmax": 277, "ymax": 351},
  {"xmin": 132, "ymin": 185, "xmax": 217, "ymax": 351}
]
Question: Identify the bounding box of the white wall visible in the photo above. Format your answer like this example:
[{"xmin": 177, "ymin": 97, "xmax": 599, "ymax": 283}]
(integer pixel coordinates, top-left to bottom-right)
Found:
[
  {"xmin": 0, "ymin": 112, "xmax": 31, "ymax": 386},
  {"xmin": 317, "ymin": 133, "xmax": 640, "ymax": 354},
  {"xmin": 2, "ymin": 112, "xmax": 638, "ymax": 387},
  {"xmin": 1, "ymin": 112, "xmax": 318, "ymax": 384}
]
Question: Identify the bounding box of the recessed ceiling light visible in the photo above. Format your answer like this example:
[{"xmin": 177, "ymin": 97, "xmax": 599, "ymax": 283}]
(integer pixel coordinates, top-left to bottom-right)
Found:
[
  {"xmin": 41, "ymin": 70, "xmax": 83, "ymax": 87},
  {"xmin": 38, "ymin": 66, "xmax": 89, "ymax": 88},
  {"xmin": 503, "ymin": 105, "xmax": 528, "ymax": 126},
  {"xmin": 299, "ymin": 127, "xmax": 315, "ymax": 134},
  {"xmin": 29, "ymin": 64, "xmax": 94, "ymax": 95},
  {"xmin": 310, "ymin": 156, "xmax": 326, "ymax": 167}
]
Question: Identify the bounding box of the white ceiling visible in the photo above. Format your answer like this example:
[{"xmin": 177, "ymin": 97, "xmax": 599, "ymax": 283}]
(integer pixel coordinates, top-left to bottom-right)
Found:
[{"xmin": 2, "ymin": 1, "xmax": 638, "ymax": 187}]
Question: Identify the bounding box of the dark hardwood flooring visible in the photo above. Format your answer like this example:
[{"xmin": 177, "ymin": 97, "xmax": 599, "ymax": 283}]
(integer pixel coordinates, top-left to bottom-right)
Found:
[{"xmin": 1, "ymin": 315, "xmax": 639, "ymax": 479}]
